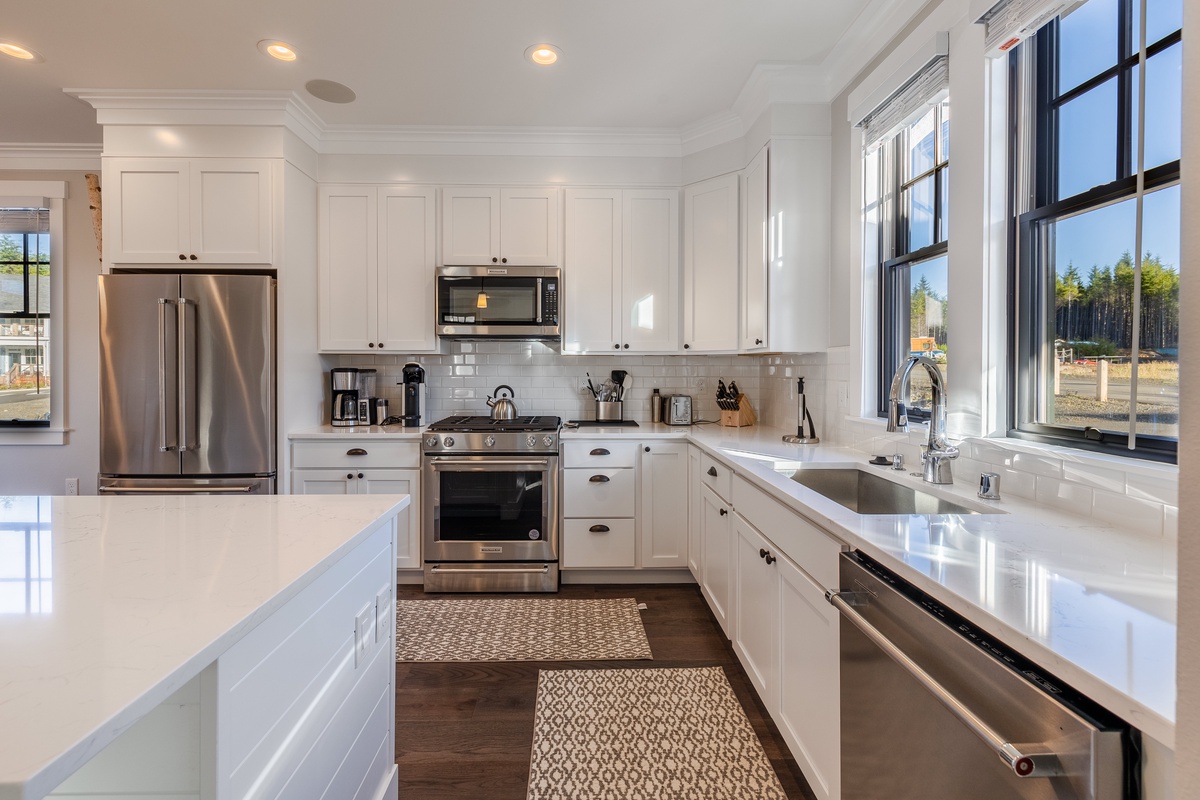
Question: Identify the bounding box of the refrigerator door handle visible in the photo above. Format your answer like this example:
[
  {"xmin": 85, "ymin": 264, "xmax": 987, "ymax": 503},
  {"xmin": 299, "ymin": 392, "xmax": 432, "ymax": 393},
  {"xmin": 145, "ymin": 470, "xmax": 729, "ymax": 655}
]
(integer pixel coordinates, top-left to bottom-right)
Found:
[
  {"xmin": 177, "ymin": 297, "xmax": 196, "ymax": 452},
  {"xmin": 157, "ymin": 299, "xmax": 178, "ymax": 452}
]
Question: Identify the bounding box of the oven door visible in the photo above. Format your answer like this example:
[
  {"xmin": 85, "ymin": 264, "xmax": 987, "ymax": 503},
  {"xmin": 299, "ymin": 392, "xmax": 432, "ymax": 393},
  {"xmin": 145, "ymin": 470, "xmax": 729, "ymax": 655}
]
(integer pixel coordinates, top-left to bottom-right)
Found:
[{"xmin": 424, "ymin": 454, "xmax": 559, "ymax": 562}]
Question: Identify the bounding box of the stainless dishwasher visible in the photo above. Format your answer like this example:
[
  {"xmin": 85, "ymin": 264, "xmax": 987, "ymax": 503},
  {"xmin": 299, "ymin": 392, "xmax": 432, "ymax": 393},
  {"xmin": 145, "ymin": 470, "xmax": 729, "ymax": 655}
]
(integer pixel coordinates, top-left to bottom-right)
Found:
[{"xmin": 829, "ymin": 551, "xmax": 1140, "ymax": 799}]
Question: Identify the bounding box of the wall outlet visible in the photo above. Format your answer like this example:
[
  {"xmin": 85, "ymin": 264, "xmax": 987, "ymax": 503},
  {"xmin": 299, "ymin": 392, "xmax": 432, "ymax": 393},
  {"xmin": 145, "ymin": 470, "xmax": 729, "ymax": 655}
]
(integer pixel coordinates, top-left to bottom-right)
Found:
[
  {"xmin": 837, "ymin": 382, "xmax": 849, "ymax": 409},
  {"xmin": 65, "ymin": 478, "xmax": 79, "ymax": 496},
  {"xmin": 354, "ymin": 604, "xmax": 373, "ymax": 668},
  {"xmin": 374, "ymin": 586, "xmax": 392, "ymax": 644}
]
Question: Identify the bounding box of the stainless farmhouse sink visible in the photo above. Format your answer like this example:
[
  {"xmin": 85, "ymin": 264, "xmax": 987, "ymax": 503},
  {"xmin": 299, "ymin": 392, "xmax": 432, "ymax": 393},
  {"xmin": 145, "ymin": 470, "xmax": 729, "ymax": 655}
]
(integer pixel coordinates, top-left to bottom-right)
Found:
[{"xmin": 776, "ymin": 466, "xmax": 1000, "ymax": 515}]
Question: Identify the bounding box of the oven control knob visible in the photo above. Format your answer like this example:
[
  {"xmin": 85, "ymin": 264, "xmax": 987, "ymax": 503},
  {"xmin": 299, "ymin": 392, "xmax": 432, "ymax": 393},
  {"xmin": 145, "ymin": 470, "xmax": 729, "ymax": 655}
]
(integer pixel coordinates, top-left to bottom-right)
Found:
[
  {"xmin": 425, "ymin": 436, "xmax": 438, "ymax": 447},
  {"xmin": 526, "ymin": 434, "xmax": 537, "ymax": 447},
  {"xmin": 542, "ymin": 435, "xmax": 554, "ymax": 447},
  {"xmin": 484, "ymin": 435, "xmax": 496, "ymax": 448},
  {"xmin": 442, "ymin": 436, "xmax": 455, "ymax": 448}
]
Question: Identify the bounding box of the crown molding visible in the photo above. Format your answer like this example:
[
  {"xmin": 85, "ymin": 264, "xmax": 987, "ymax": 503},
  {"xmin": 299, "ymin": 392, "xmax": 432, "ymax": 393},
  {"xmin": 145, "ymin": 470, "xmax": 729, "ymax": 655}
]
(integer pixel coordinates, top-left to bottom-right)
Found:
[
  {"xmin": 820, "ymin": 0, "xmax": 940, "ymax": 102},
  {"xmin": 0, "ymin": 142, "xmax": 102, "ymax": 170},
  {"xmin": 317, "ymin": 125, "xmax": 684, "ymax": 158}
]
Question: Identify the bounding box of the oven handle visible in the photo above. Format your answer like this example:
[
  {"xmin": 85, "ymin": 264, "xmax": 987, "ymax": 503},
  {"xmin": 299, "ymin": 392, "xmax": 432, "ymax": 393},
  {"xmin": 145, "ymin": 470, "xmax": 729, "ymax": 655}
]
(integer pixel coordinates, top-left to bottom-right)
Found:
[
  {"xmin": 827, "ymin": 591, "xmax": 1064, "ymax": 779},
  {"xmin": 429, "ymin": 565, "xmax": 550, "ymax": 575},
  {"xmin": 426, "ymin": 458, "xmax": 552, "ymax": 472}
]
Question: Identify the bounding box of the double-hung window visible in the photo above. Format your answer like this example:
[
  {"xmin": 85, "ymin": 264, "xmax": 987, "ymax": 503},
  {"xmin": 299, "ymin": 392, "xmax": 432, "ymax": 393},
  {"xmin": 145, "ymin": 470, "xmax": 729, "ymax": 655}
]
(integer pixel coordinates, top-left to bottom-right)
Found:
[
  {"xmin": 0, "ymin": 207, "xmax": 51, "ymax": 427},
  {"xmin": 1008, "ymin": 0, "xmax": 1182, "ymax": 460},
  {"xmin": 862, "ymin": 57, "xmax": 950, "ymax": 418}
]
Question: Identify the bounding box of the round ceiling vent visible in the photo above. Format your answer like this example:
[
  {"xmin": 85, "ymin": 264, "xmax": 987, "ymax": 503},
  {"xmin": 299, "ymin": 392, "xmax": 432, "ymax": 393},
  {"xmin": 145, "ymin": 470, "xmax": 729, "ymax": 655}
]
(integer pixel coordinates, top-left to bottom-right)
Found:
[{"xmin": 305, "ymin": 79, "xmax": 356, "ymax": 104}]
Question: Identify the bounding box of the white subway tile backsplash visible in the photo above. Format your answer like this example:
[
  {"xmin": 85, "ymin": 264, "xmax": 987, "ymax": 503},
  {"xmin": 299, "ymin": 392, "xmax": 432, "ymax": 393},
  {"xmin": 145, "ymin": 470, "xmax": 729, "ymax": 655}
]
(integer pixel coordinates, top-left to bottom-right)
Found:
[
  {"xmin": 997, "ymin": 467, "xmax": 1038, "ymax": 501},
  {"xmin": 1125, "ymin": 470, "xmax": 1179, "ymax": 507},
  {"xmin": 1035, "ymin": 476, "xmax": 1094, "ymax": 513},
  {"xmin": 1010, "ymin": 452, "xmax": 1063, "ymax": 479},
  {"xmin": 1061, "ymin": 461, "xmax": 1126, "ymax": 494}
]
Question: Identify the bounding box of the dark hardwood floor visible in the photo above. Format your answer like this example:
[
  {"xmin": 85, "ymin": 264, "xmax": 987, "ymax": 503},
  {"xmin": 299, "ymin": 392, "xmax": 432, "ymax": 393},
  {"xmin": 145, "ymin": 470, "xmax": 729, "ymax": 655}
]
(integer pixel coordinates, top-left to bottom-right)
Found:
[{"xmin": 395, "ymin": 583, "xmax": 818, "ymax": 800}]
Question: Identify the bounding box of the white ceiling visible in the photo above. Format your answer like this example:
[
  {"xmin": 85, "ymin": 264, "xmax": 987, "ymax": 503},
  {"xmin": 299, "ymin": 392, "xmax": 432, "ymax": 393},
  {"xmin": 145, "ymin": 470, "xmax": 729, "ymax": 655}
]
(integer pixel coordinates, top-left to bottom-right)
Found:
[{"xmin": 0, "ymin": 0, "xmax": 892, "ymax": 145}]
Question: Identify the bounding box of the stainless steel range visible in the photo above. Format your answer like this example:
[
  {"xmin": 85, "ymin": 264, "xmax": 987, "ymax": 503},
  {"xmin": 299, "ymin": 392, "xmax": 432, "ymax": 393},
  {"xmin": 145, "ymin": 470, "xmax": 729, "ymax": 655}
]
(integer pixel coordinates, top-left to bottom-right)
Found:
[{"xmin": 422, "ymin": 415, "xmax": 561, "ymax": 592}]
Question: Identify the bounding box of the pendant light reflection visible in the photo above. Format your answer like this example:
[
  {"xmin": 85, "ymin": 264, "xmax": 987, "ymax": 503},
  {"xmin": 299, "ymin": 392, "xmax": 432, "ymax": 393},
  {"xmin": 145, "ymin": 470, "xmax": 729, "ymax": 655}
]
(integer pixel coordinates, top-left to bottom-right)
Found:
[{"xmin": 476, "ymin": 291, "xmax": 488, "ymax": 309}]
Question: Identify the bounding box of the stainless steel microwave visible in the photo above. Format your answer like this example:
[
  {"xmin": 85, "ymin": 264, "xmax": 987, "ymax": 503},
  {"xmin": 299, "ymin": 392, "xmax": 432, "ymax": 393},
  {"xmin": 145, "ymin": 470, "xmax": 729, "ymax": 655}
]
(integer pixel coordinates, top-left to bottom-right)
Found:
[{"xmin": 435, "ymin": 265, "xmax": 561, "ymax": 340}]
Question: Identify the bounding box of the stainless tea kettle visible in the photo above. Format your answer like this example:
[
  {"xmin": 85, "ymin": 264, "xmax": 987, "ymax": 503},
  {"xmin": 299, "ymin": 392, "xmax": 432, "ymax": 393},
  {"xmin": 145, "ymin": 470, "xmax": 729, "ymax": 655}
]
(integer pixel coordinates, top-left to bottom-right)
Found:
[{"xmin": 486, "ymin": 384, "xmax": 518, "ymax": 420}]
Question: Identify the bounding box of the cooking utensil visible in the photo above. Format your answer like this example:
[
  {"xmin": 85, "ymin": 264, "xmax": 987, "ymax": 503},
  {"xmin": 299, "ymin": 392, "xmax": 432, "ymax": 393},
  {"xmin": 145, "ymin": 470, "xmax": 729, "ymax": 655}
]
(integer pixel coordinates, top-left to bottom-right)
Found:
[
  {"xmin": 486, "ymin": 384, "xmax": 518, "ymax": 420},
  {"xmin": 611, "ymin": 370, "xmax": 628, "ymax": 400}
]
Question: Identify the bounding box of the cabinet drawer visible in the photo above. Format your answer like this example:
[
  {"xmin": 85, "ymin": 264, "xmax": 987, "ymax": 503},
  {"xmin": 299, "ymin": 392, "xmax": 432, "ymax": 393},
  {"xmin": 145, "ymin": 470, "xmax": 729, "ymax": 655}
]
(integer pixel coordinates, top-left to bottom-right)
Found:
[
  {"xmin": 292, "ymin": 439, "xmax": 419, "ymax": 469},
  {"xmin": 562, "ymin": 518, "xmax": 637, "ymax": 568},
  {"xmin": 563, "ymin": 467, "xmax": 636, "ymax": 517},
  {"xmin": 700, "ymin": 453, "xmax": 733, "ymax": 502},
  {"xmin": 563, "ymin": 440, "xmax": 639, "ymax": 468},
  {"xmin": 732, "ymin": 475, "xmax": 844, "ymax": 589}
]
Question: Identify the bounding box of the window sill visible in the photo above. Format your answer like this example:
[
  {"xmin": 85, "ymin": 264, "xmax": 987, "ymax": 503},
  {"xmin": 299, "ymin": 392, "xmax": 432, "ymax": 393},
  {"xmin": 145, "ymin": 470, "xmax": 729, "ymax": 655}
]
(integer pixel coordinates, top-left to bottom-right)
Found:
[{"xmin": 0, "ymin": 428, "xmax": 68, "ymax": 446}]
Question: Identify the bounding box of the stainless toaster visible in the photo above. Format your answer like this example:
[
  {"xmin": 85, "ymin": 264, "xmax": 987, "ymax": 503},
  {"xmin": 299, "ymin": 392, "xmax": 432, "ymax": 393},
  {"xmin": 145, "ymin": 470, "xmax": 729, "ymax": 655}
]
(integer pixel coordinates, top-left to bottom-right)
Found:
[{"xmin": 667, "ymin": 395, "xmax": 693, "ymax": 426}]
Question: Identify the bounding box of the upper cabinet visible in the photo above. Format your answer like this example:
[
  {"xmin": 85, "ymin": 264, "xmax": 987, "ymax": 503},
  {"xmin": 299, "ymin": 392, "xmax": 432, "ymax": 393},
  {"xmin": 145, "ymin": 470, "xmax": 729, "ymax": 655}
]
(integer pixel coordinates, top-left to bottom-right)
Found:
[
  {"xmin": 103, "ymin": 157, "xmax": 276, "ymax": 267},
  {"xmin": 318, "ymin": 184, "xmax": 439, "ymax": 353},
  {"xmin": 563, "ymin": 188, "xmax": 679, "ymax": 354},
  {"xmin": 743, "ymin": 139, "xmax": 830, "ymax": 354},
  {"xmin": 441, "ymin": 186, "xmax": 559, "ymax": 266},
  {"xmin": 682, "ymin": 173, "xmax": 739, "ymax": 353}
]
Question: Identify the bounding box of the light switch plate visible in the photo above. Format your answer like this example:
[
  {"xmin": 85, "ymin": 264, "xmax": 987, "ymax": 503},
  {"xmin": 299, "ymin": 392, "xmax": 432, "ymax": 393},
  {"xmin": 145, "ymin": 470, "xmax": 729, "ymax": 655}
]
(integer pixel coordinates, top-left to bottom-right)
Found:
[
  {"xmin": 374, "ymin": 586, "xmax": 392, "ymax": 644},
  {"xmin": 354, "ymin": 604, "xmax": 373, "ymax": 667}
]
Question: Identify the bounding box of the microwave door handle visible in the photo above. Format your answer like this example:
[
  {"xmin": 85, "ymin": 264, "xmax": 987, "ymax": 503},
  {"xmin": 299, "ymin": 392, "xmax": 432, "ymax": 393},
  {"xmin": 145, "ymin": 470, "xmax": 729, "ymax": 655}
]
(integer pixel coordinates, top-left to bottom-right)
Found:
[{"xmin": 536, "ymin": 277, "xmax": 543, "ymax": 324}]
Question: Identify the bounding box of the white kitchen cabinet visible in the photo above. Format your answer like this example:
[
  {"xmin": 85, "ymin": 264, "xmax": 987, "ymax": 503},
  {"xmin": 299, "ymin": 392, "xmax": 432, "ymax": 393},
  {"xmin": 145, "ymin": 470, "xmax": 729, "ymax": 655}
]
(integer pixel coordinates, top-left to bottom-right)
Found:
[
  {"xmin": 733, "ymin": 513, "xmax": 780, "ymax": 710},
  {"xmin": 741, "ymin": 145, "xmax": 769, "ymax": 351},
  {"xmin": 699, "ymin": 483, "xmax": 733, "ymax": 636},
  {"xmin": 563, "ymin": 188, "xmax": 679, "ymax": 353},
  {"xmin": 562, "ymin": 441, "xmax": 637, "ymax": 568},
  {"xmin": 687, "ymin": 445, "xmax": 702, "ymax": 576},
  {"xmin": 291, "ymin": 439, "xmax": 422, "ymax": 570},
  {"xmin": 318, "ymin": 184, "xmax": 438, "ymax": 353},
  {"xmin": 104, "ymin": 157, "xmax": 275, "ymax": 266},
  {"xmin": 441, "ymin": 186, "xmax": 558, "ymax": 266},
  {"xmin": 638, "ymin": 442, "xmax": 688, "ymax": 568},
  {"xmin": 682, "ymin": 173, "xmax": 739, "ymax": 353}
]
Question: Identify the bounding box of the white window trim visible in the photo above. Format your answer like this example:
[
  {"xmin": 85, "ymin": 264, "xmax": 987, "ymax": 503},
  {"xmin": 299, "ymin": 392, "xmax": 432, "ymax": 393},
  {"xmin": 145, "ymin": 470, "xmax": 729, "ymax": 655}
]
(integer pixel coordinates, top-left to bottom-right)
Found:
[{"xmin": 0, "ymin": 181, "xmax": 68, "ymax": 446}]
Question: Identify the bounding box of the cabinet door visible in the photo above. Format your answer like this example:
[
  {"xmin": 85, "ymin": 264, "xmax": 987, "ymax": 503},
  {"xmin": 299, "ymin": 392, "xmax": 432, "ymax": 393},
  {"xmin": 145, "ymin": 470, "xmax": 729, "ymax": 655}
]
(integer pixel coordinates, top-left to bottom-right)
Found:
[
  {"xmin": 733, "ymin": 515, "xmax": 780, "ymax": 710},
  {"xmin": 682, "ymin": 173, "xmax": 739, "ymax": 352},
  {"xmin": 639, "ymin": 442, "xmax": 688, "ymax": 568},
  {"xmin": 318, "ymin": 185, "xmax": 377, "ymax": 352},
  {"xmin": 360, "ymin": 468, "xmax": 422, "ymax": 570},
  {"xmin": 741, "ymin": 146, "xmax": 769, "ymax": 351},
  {"xmin": 190, "ymin": 159, "xmax": 273, "ymax": 264},
  {"xmin": 292, "ymin": 469, "xmax": 358, "ymax": 495},
  {"xmin": 104, "ymin": 158, "xmax": 190, "ymax": 264},
  {"xmin": 378, "ymin": 187, "xmax": 437, "ymax": 352},
  {"xmin": 563, "ymin": 188, "xmax": 622, "ymax": 353},
  {"xmin": 500, "ymin": 187, "xmax": 558, "ymax": 266},
  {"xmin": 622, "ymin": 190, "xmax": 679, "ymax": 352},
  {"xmin": 699, "ymin": 484, "xmax": 733, "ymax": 637},
  {"xmin": 778, "ymin": 555, "xmax": 840, "ymax": 800},
  {"xmin": 687, "ymin": 446, "xmax": 702, "ymax": 577},
  {"xmin": 442, "ymin": 187, "xmax": 500, "ymax": 265}
]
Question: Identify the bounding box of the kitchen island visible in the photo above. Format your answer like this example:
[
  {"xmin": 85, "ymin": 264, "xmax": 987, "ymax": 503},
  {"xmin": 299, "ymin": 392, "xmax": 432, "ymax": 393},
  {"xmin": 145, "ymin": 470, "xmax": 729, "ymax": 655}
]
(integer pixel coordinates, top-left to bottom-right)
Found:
[{"xmin": 0, "ymin": 493, "xmax": 409, "ymax": 800}]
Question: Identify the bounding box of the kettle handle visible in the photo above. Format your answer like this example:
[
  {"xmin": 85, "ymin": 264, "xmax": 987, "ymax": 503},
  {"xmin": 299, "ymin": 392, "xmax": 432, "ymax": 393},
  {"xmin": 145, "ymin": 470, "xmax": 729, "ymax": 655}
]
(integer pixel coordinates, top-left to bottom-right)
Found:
[{"xmin": 494, "ymin": 384, "xmax": 515, "ymax": 399}]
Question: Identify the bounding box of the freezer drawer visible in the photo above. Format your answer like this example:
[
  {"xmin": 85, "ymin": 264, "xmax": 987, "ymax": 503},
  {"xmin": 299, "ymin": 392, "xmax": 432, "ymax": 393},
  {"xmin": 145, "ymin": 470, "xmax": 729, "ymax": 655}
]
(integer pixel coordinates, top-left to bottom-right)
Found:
[{"xmin": 98, "ymin": 476, "xmax": 275, "ymax": 495}]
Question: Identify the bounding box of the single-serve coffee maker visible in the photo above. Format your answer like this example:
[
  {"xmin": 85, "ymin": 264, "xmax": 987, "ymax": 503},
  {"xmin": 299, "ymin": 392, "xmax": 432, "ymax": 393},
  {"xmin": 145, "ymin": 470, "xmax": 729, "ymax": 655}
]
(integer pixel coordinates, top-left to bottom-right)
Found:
[
  {"xmin": 399, "ymin": 362, "xmax": 426, "ymax": 427},
  {"xmin": 330, "ymin": 367, "xmax": 359, "ymax": 427}
]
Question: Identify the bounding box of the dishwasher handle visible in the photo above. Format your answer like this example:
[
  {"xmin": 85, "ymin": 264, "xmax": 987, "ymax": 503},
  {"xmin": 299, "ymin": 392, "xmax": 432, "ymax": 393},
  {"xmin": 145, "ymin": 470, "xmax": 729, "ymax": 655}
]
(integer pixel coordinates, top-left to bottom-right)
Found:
[{"xmin": 826, "ymin": 590, "xmax": 1064, "ymax": 780}]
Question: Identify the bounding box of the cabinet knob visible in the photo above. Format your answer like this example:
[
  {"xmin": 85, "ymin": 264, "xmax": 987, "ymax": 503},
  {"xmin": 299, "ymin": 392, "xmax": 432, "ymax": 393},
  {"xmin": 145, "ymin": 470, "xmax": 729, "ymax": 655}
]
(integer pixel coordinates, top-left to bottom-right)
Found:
[
  {"xmin": 644, "ymin": 446, "xmax": 650, "ymax": 452},
  {"xmin": 589, "ymin": 448, "xmax": 610, "ymax": 456},
  {"xmin": 378, "ymin": 342, "xmax": 384, "ymax": 348},
  {"xmin": 719, "ymin": 507, "xmax": 728, "ymax": 516},
  {"xmin": 765, "ymin": 553, "xmax": 777, "ymax": 565},
  {"xmin": 357, "ymin": 472, "xmax": 364, "ymax": 479},
  {"xmin": 178, "ymin": 254, "xmax": 187, "ymax": 261},
  {"xmin": 684, "ymin": 343, "xmax": 690, "ymax": 350},
  {"xmin": 346, "ymin": 473, "xmax": 354, "ymax": 480},
  {"xmin": 346, "ymin": 448, "xmax": 368, "ymax": 456},
  {"xmin": 368, "ymin": 342, "xmax": 375, "ymax": 348},
  {"xmin": 189, "ymin": 254, "xmax": 198, "ymax": 261},
  {"xmin": 589, "ymin": 474, "xmax": 610, "ymax": 483},
  {"xmin": 589, "ymin": 524, "xmax": 610, "ymax": 533},
  {"xmin": 755, "ymin": 338, "xmax": 763, "ymax": 345},
  {"xmin": 614, "ymin": 344, "xmax": 620, "ymax": 350},
  {"xmin": 492, "ymin": 257, "xmax": 498, "ymax": 263},
  {"xmin": 623, "ymin": 343, "xmax": 629, "ymax": 349},
  {"xmin": 759, "ymin": 548, "xmax": 769, "ymax": 559},
  {"xmin": 501, "ymin": 257, "xmax": 508, "ymax": 264},
  {"xmin": 707, "ymin": 466, "xmax": 718, "ymax": 477}
]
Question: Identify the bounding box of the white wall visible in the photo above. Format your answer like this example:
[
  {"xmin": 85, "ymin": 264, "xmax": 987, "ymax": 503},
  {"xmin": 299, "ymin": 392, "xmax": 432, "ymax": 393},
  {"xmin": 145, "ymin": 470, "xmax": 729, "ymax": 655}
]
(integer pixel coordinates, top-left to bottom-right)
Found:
[{"xmin": 0, "ymin": 170, "xmax": 101, "ymax": 496}]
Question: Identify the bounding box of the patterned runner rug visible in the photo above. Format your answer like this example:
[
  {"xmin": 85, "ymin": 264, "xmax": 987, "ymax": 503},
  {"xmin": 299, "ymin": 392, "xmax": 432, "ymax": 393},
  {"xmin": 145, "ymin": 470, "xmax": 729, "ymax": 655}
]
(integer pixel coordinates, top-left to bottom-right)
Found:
[
  {"xmin": 527, "ymin": 666, "xmax": 787, "ymax": 800},
  {"xmin": 395, "ymin": 597, "xmax": 653, "ymax": 661}
]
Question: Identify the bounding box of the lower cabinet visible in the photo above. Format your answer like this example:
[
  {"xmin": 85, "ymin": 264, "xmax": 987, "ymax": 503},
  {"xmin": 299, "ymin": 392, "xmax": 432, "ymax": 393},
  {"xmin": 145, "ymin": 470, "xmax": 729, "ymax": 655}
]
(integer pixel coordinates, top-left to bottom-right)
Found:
[
  {"xmin": 639, "ymin": 442, "xmax": 688, "ymax": 568},
  {"xmin": 699, "ymin": 483, "xmax": 733, "ymax": 636},
  {"xmin": 291, "ymin": 439, "xmax": 422, "ymax": 570},
  {"xmin": 687, "ymin": 445, "xmax": 703, "ymax": 576},
  {"xmin": 733, "ymin": 514, "xmax": 780, "ymax": 710}
]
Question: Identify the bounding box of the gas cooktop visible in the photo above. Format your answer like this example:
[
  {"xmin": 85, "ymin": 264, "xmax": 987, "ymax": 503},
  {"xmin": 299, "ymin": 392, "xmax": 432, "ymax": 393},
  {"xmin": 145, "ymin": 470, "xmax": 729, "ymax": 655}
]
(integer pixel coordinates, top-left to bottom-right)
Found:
[{"xmin": 426, "ymin": 415, "xmax": 562, "ymax": 433}]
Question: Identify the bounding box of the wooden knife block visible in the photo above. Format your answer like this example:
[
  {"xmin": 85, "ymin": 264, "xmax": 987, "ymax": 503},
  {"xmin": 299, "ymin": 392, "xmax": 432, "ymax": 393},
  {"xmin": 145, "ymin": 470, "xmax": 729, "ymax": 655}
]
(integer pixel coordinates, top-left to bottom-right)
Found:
[{"xmin": 720, "ymin": 397, "xmax": 757, "ymax": 427}]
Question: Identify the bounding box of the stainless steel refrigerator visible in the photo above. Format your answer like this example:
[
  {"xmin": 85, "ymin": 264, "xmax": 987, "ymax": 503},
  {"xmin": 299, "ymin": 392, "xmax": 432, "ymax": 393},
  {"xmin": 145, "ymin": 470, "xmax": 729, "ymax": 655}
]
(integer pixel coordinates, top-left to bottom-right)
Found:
[{"xmin": 98, "ymin": 274, "xmax": 276, "ymax": 495}]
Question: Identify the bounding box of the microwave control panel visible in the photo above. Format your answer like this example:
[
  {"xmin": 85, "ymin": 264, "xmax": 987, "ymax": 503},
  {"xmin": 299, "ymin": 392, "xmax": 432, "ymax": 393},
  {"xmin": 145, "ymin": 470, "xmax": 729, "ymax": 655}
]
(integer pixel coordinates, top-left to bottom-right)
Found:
[{"xmin": 543, "ymin": 281, "xmax": 558, "ymax": 323}]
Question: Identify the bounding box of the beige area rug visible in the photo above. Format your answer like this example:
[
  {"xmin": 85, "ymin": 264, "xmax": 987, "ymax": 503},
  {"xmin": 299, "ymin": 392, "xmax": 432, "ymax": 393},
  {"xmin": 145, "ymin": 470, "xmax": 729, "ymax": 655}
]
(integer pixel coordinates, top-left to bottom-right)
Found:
[
  {"xmin": 395, "ymin": 598, "xmax": 653, "ymax": 662},
  {"xmin": 527, "ymin": 666, "xmax": 787, "ymax": 800}
]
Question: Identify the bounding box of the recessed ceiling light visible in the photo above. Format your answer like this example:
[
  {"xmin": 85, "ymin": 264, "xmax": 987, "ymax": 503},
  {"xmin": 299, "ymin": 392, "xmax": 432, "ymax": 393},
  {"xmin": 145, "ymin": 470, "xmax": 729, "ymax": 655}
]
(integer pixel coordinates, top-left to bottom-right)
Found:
[
  {"xmin": 257, "ymin": 39, "xmax": 298, "ymax": 62},
  {"xmin": 305, "ymin": 79, "xmax": 356, "ymax": 104},
  {"xmin": 0, "ymin": 41, "xmax": 43, "ymax": 62},
  {"xmin": 524, "ymin": 43, "xmax": 561, "ymax": 66}
]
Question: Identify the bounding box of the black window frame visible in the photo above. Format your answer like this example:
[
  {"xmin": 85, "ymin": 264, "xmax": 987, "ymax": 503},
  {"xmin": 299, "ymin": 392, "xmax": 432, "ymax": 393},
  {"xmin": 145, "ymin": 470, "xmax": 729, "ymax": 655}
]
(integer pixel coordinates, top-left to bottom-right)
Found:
[
  {"xmin": 877, "ymin": 102, "xmax": 951, "ymax": 418},
  {"xmin": 1009, "ymin": 1, "xmax": 1182, "ymax": 462},
  {"xmin": 0, "ymin": 221, "xmax": 51, "ymax": 429}
]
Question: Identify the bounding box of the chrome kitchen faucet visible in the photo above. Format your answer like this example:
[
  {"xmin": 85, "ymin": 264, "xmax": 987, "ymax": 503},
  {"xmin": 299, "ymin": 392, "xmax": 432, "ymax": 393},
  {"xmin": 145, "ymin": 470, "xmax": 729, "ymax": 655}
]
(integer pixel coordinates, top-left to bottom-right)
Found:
[{"xmin": 887, "ymin": 356, "xmax": 958, "ymax": 485}]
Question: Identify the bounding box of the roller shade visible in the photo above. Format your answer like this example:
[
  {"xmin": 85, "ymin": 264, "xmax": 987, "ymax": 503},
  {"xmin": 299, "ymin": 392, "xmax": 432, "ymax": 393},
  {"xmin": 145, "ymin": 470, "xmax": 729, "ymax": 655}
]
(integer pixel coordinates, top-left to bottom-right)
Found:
[
  {"xmin": 0, "ymin": 207, "xmax": 50, "ymax": 235},
  {"xmin": 975, "ymin": 0, "xmax": 1085, "ymax": 56},
  {"xmin": 859, "ymin": 56, "xmax": 949, "ymax": 153}
]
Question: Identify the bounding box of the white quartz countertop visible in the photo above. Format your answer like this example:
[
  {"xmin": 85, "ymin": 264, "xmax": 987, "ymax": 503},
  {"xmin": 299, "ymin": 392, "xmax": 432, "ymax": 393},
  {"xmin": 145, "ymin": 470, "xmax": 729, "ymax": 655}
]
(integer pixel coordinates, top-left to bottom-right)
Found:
[
  {"xmin": 0, "ymin": 493, "xmax": 410, "ymax": 800},
  {"xmin": 565, "ymin": 422, "xmax": 1177, "ymax": 746}
]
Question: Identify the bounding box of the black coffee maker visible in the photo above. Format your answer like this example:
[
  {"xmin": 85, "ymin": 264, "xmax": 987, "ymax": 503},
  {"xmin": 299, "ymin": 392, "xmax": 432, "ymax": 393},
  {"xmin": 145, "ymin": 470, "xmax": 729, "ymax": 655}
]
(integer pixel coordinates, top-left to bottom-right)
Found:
[{"xmin": 399, "ymin": 362, "xmax": 426, "ymax": 427}]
